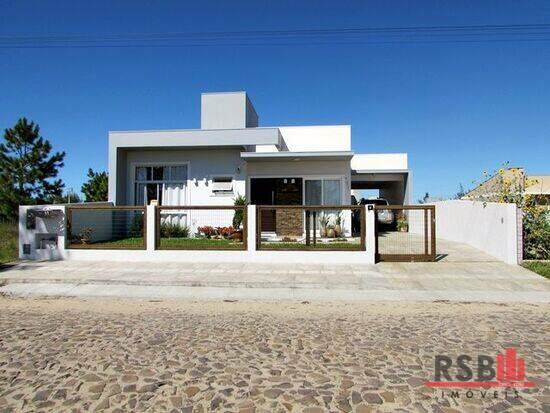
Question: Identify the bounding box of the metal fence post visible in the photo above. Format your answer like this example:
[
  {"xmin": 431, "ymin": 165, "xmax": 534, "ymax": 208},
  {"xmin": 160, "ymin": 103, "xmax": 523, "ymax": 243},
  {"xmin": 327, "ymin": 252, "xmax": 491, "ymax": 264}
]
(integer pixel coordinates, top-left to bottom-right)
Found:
[
  {"xmin": 365, "ymin": 205, "xmax": 376, "ymax": 264},
  {"xmin": 147, "ymin": 205, "xmax": 155, "ymax": 252},
  {"xmin": 247, "ymin": 204, "xmax": 256, "ymax": 253}
]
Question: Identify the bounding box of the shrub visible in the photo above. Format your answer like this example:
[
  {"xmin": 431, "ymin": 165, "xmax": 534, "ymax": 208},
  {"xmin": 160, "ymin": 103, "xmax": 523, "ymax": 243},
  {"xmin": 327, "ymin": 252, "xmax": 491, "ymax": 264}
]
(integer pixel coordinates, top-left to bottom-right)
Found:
[
  {"xmin": 129, "ymin": 215, "xmax": 144, "ymax": 237},
  {"xmin": 232, "ymin": 194, "xmax": 247, "ymax": 228},
  {"xmin": 523, "ymin": 207, "xmax": 550, "ymax": 260},
  {"xmin": 216, "ymin": 226, "xmax": 234, "ymax": 238},
  {"xmin": 198, "ymin": 226, "xmax": 217, "ymax": 238},
  {"xmin": 160, "ymin": 222, "xmax": 189, "ymax": 238}
]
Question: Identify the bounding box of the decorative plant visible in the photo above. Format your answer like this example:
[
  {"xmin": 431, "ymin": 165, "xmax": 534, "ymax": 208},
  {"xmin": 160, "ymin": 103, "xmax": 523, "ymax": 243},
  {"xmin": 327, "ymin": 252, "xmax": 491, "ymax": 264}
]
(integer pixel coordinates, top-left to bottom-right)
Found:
[
  {"xmin": 129, "ymin": 215, "xmax": 144, "ymax": 237},
  {"xmin": 232, "ymin": 194, "xmax": 247, "ymax": 229},
  {"xmin": 198, "ymin": 226, "xmax": 217, "ymax": 238},
  {"xmin": 160, "ymin": 222, "xmax": 189, "ymax": 238},
  {"xmin": 326, "ymin": 224, "xmax": 336, "ymax": 238},
  {"xmin": 216, "ymin": 226, "xmax": 234, "ymax": 238},
  {"xmin": 318, "ymin": 213, "xmax": 329, "ymax": 237},
  {"xmin": 396, "ymin": 213, "xmax": 408, "ymax": 232},
  {"xmin": 334, "ymin": 212, "xmax": 344, "ymax": 236},
  {"xmin": 79, "ymin": 227, "xmax": 93, "ymax": 244}
]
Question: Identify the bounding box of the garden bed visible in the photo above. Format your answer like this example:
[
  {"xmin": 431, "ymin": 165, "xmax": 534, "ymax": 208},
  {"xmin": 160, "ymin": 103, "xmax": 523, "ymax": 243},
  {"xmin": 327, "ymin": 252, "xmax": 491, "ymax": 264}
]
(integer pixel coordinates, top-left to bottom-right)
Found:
[
  {"xmin": 159, "ymin": 237, "xmax": 245, "ymax": 250},
  {"xmin": 69, "ymin": 237, "xmax": 145, "ymax": 249},
  {"xmin": 260, "ymin": 241, "xmax": 361, "ymax": 251}
]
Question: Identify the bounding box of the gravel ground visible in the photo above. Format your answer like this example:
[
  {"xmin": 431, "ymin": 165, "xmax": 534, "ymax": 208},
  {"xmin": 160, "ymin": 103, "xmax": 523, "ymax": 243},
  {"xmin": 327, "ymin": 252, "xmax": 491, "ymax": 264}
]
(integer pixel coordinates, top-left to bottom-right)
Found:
[{"xmin": 0, "ymin": 298, "xmax": 548, "ymax": 412}]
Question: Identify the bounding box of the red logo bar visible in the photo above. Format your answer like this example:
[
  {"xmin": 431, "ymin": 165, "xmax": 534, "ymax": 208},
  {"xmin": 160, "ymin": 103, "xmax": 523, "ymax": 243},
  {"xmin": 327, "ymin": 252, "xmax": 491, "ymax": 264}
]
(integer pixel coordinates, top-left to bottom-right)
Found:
[{"xmin": 425, "ymin": 381, "xmax": 535, "ymax": 388}]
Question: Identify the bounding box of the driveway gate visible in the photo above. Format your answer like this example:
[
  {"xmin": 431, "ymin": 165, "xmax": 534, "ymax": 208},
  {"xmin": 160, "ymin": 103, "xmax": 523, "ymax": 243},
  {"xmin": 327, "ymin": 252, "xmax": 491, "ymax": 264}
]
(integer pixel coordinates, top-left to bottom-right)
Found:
[{"xmin": 374, "ymin": 205, "xmax": 436, "ymax": 262}]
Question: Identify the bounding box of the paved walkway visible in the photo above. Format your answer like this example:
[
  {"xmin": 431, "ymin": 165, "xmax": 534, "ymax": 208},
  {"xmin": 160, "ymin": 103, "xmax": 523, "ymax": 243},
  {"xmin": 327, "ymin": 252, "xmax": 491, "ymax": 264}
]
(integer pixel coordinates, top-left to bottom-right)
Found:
[
  {"xmin": 0, "ymin": 298, "xmax": 548, "ymax": 412},
  {"xmin": 1, "ymin": 257, "xmax": 549, "ymax": 302}
]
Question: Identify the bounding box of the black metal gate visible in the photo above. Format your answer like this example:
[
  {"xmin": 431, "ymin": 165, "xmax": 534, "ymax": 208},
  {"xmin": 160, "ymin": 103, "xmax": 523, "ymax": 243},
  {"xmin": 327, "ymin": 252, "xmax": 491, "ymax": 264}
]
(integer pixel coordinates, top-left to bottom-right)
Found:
[{"xmin": 375, "ymin": 205, "xmax": 436, "ymax": 262}]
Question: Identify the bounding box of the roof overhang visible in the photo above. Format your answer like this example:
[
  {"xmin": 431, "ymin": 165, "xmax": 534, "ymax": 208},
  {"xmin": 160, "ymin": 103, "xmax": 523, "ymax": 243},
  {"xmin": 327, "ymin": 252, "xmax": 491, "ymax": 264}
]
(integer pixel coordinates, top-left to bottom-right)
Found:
[
  {"xmin": 241, "ymin": 151, "xmax": 354, "ymax": 162},
  {"xmin": 109, "ymin": 127, "xmax": 282, "ymax": 149}
]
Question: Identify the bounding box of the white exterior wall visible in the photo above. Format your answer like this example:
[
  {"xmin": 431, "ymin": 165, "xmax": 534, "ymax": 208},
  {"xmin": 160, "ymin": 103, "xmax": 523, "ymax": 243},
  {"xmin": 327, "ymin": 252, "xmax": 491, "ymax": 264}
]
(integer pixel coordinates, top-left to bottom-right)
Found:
[
  {"xmin": 278, "ymin": 126, "xmax": 351, "ymax": 152},
  {"xmin": 125, "ymin": 149, "xmax": 246, "ymax": 206},
  {"xmin": 125, "ymin": 149, "xmax": 245, "ymax": 232},
  {"xmin": 351, "ymin": 153, "xmax": 408, "ymax": 171},
  {"xmin": 432, "ymin": 200, "xmax": 521, "ymax": 265},
  {"xmin": 18, "ymin": 204, "xmax": 375, "ymax": 264}
]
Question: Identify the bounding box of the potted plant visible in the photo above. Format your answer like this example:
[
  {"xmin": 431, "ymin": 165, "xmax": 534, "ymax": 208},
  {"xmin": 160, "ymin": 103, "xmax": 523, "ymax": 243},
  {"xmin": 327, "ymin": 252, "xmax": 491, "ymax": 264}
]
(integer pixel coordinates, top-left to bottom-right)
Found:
[
  {"xmin": 326, "ymin": 225, "xmax": 336, "ymax": 238},
  {"xmin": 334, "ymin": 212, "xmax": 344, "ymax": 237},
  {"xmin": 318, "ymin": 213, "xmax": 329, "ymax": 237},
  {"xmin": 397, "ymin": 213, "xmax": 409, "ymax": 232},
  {"xmin": 79, "ymin": 227, "xmax": 93, "ymax": 245}
]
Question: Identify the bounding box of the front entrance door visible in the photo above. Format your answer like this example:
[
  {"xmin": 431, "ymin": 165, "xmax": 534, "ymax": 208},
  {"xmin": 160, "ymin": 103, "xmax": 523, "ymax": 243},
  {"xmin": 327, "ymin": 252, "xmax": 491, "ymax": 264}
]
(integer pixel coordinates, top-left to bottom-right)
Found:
[{"xmin": 250, "ymin": 178, "xmax": 302, "ymax": 232}]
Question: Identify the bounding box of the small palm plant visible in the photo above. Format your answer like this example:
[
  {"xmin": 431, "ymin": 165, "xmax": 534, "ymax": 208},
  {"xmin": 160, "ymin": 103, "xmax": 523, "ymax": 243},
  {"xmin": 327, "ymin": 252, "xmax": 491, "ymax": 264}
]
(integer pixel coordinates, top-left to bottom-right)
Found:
[
  {"xmin": 232, "ymin": 194, "xmax": 247, "ymax": 229},
  {"xmin": 334, "ymin": 211, "xmax": 344, "ymax": 237},
  {"xmin": 318, "ymin": 212, "xmax": 329, "ymax": 237}
]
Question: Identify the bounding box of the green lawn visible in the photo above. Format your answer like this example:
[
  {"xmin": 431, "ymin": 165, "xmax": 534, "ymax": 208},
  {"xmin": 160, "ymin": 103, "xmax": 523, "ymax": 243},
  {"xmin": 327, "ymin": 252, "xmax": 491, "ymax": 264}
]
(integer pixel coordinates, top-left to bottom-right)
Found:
[
  {"xmin": 0, "ymin": 221, "xmax": 18, "ymax": 264},
  {"xmin": 159, "ymin": 237, "xmax": 245, "ymax": 250},
  {"xmin": 70, "ymin": 237, "xmax": 145, "ymax": 249},
  {"xmin": 522, "ymin": 261, "xmax": 550, "ymax": 279},
  {"xmin": 261, "ymin": 241, "xmax": 361, "ymax": 250}
]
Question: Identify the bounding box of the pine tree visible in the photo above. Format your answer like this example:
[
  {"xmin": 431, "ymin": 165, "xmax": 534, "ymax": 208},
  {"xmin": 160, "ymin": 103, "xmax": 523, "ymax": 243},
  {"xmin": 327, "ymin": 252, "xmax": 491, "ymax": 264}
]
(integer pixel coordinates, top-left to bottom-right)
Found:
[
  {"xmin": 81, "ymin": 169, "xmax": 108, "ymax": 202},
  {"xmin": 0, "ymin": 118, "xmax": 65, "ymax": 219}
]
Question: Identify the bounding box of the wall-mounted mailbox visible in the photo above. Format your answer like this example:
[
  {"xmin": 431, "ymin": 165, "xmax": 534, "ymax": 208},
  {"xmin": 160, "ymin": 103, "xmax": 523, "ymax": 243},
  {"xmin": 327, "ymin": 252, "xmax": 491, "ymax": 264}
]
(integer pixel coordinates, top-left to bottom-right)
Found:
[{"xmin": 35, "ymin": 234, "xmax": 58, "ymax": 250}]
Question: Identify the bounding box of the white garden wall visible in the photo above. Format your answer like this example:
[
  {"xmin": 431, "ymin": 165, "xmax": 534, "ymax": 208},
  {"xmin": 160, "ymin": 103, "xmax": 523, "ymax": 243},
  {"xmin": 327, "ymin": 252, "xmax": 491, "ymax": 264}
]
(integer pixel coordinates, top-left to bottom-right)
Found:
[
  {"xmin": 433, "ymin": 200, "xmax": 521, "ymax": 265},
  {"xmin": 19, "ymin": 204, "xmax": 376, "ymax": 264}
]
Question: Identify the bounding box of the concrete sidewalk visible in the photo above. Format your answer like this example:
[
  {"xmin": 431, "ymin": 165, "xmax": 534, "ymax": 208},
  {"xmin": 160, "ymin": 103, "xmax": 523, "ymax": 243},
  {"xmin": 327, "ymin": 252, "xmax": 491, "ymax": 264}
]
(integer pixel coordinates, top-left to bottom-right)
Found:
[{"xmin": 1, "ymin": 259, "xmax": 549, "ymax": 302}]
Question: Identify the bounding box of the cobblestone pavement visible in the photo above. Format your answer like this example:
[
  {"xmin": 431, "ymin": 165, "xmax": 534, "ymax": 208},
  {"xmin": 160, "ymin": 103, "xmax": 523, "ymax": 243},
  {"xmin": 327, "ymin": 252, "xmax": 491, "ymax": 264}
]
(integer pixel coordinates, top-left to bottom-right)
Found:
[{"xmin": 0, "ymin": 298, "xmax": 548, "ymax": 412}]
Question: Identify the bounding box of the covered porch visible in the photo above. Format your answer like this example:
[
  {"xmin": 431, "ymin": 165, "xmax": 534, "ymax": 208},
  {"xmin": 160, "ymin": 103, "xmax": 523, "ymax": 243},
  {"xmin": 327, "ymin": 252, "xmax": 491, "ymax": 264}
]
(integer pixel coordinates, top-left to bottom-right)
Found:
[{"xmin": 243, "ymin": 151, "xmax": 355, "ymax": 244}]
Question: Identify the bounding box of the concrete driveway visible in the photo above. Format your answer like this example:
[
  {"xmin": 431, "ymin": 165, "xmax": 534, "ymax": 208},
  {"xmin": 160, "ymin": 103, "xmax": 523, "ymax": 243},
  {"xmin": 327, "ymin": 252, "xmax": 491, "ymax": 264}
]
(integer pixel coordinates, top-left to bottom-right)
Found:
[{"xmin": 1, "ymin": 247, "xmax": 548, "ymax": 302}]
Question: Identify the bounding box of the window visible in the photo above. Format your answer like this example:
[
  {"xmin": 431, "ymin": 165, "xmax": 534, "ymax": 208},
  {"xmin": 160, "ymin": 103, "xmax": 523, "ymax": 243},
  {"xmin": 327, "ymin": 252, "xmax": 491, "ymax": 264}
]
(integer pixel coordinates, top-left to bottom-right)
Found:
[
  {"xmin": 305, "ymin": 179, "xmax": 342, "ymax": 205},
  {"xmin": 211, "ymin": 176, "xmax": 233, "ymax": 195},
  {"xmin": 134, "ymin": 165, "xmax": 187, "ymax": 206}
]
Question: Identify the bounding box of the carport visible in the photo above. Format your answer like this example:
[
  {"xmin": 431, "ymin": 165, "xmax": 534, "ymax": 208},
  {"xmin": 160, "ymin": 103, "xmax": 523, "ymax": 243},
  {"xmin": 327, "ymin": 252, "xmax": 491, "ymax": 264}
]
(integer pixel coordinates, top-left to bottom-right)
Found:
[{"xmin": 350, "ymin": 154, "xmax": 412, "ymax": 205}]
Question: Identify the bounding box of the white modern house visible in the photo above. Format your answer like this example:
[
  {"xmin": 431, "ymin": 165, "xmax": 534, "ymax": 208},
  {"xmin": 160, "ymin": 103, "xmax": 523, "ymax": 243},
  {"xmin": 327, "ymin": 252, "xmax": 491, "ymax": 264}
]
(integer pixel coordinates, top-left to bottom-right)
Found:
[
  {"xmin": 18, "ymin": 92, "xmax": 526, "ymax": 266},
  {"xmin": 109, "ymin": 91, "xmax": 411, "ymax": 218},
  {"xmin": 18, "ymin": 91, "xmax": 420, "ymax": 265}
]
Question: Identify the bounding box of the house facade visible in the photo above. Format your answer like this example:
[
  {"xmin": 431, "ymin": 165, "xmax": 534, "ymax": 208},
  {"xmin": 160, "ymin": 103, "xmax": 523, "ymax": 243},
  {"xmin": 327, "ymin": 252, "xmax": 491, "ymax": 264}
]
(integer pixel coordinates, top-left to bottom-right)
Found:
[{"xmin": 108, "ymin": 92, "xmax": 411, "ymax": 223}]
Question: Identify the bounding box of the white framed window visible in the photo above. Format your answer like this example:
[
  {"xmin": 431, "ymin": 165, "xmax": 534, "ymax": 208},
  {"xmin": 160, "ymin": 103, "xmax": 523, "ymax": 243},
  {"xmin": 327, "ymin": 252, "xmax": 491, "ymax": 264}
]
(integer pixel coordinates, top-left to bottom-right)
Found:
[
  {"xmin": 134, "ymin": 165, "xmax": 187, "ymax": 206},
  {"xmin": 211, "ymin": 176, "xmax": 234, "ymax": 196}
]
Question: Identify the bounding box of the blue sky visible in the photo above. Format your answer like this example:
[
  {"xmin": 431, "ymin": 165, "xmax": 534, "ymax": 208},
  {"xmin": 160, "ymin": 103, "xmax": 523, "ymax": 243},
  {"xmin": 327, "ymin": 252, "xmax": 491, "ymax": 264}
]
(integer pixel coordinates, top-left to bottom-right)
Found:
[{"xmin": 0, "ymin": 0, "xmax": 549, "ymax": 201}]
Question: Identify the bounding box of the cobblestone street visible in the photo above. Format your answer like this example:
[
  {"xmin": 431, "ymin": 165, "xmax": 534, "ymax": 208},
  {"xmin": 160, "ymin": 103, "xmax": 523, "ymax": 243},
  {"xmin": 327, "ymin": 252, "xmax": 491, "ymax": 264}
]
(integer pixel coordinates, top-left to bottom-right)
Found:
[{"xmin": 0, "ymin": 298, "xmax": 548, "ymax": 412}]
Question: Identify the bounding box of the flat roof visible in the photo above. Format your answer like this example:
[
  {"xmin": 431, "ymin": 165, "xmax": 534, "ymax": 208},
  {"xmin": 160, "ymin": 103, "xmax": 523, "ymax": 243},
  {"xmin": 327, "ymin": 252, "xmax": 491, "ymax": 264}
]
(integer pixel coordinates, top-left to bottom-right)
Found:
[
  {"xmin": 241, "ymin": 151, "xmax": 354, "ymax": 162},
  {"xmin": 110, "ymin": 128, "xmax": 281, "ymax": 148}
]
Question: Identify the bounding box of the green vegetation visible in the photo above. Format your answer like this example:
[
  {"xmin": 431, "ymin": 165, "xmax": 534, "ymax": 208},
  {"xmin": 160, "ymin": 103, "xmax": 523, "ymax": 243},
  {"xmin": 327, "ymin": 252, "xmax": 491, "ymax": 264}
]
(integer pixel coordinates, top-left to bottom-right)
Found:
[
  {"xmin": 160, "ymin": 222, "xmax": 189, "ymax": 238},
  {"xmin": 522, "ymin": 261, "xmax": 550, "ymax": 279},
  {"xmin": 159, "ymin": 237, "xmax": 244, "ymax": 250},
  {"xmin": 0, "ymin": 118, "xmax": 65, "ymax": 220},
  {"xmin": 70, "ymin": 237, "xmax": 145, "ymax": 249},
  {"xmin": 261, "ymin": 241, "xmax": 361, "ymax": 250},
  {"xmin": 0, "ymin": 221, "xmax": 18, "ymax": 264},
  {"xmin": 81, "ymin": 169, "xmax": 108, "ymax": 202},
  {"xmin": 232, "ymin": 194, "xmax": 247, "ymax": 228}
]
